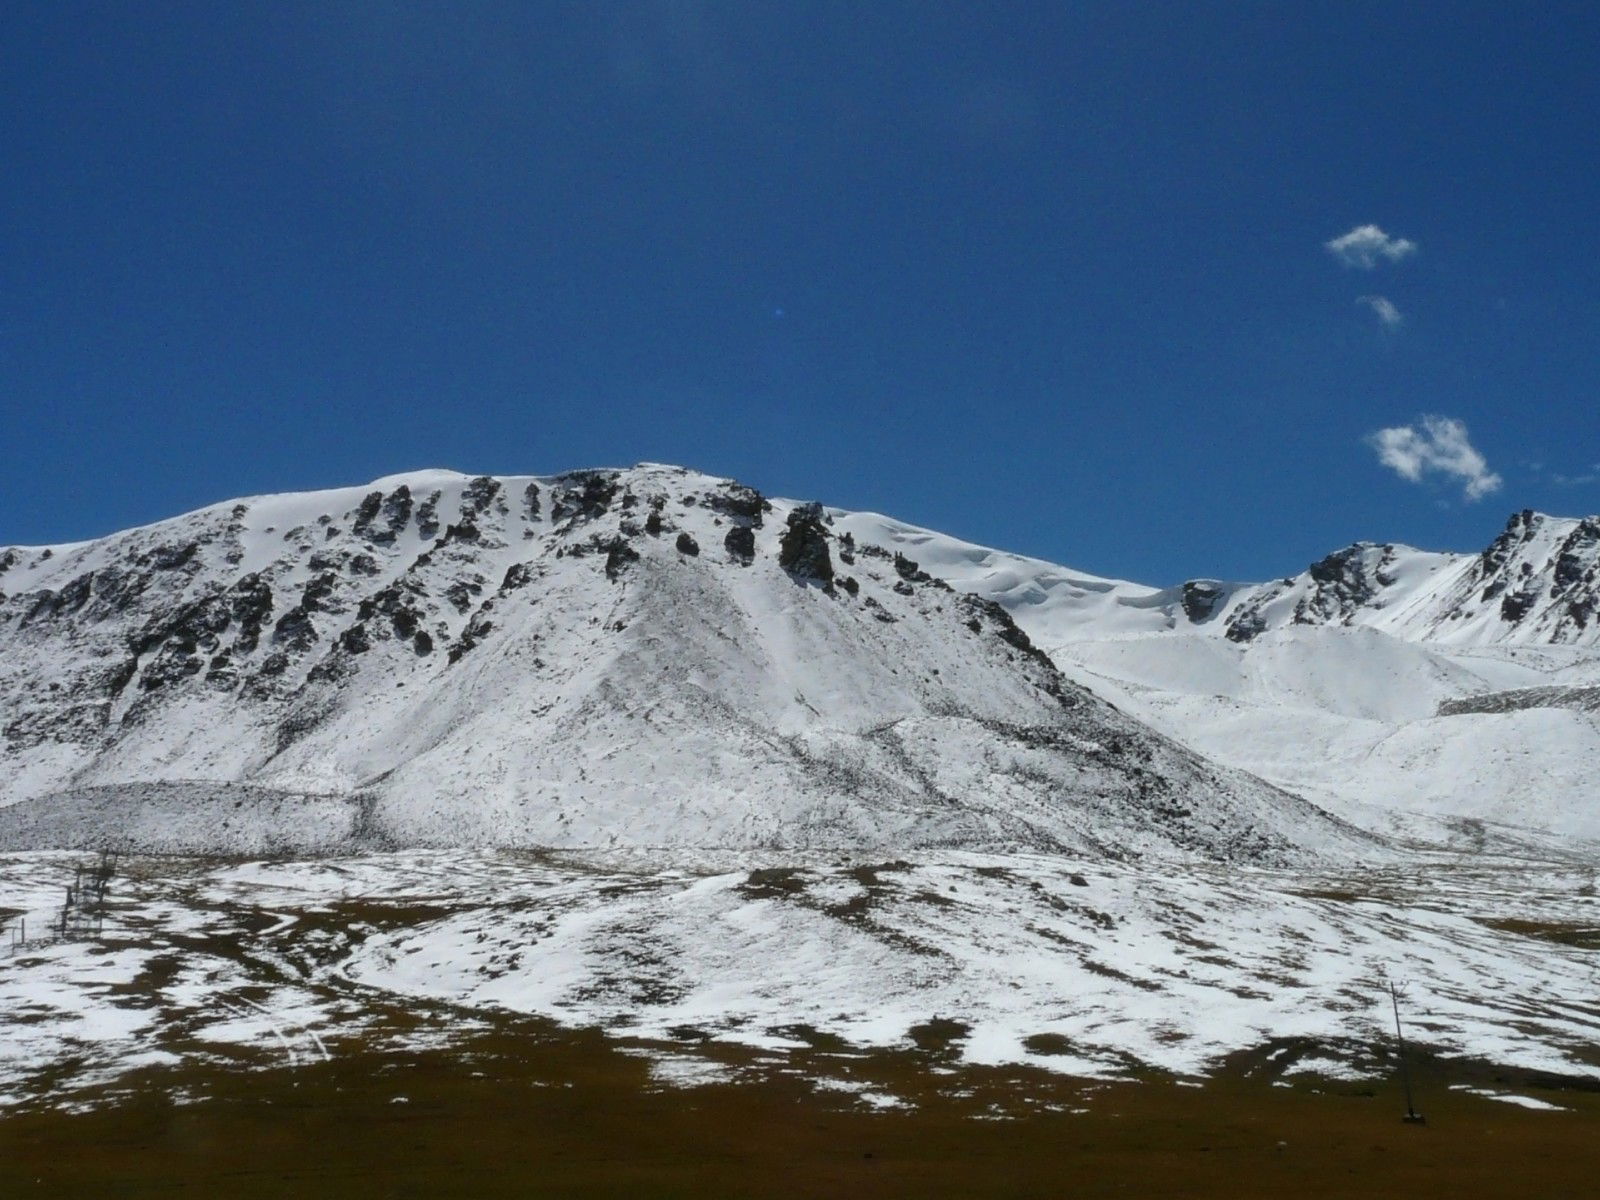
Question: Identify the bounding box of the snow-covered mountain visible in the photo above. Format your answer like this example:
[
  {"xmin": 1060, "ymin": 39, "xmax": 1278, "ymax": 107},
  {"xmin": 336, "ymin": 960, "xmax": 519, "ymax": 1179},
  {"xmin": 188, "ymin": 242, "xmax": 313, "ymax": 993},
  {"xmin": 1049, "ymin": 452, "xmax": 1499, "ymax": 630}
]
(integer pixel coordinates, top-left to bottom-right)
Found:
[
  {"xmin": 833, "ymin": 507, "xmax": 1600, "ymax": 649},
  {"xmin": 0, "ymin": 465, "xmax": 1350, "ymax": 862},
  {"xmin": 834, "ymin": 506, "xmax": 1600, "ymax": 846},
  {"xmin": 5, "ymin": 468, "xmax": 1600, "ymax": 1109}
]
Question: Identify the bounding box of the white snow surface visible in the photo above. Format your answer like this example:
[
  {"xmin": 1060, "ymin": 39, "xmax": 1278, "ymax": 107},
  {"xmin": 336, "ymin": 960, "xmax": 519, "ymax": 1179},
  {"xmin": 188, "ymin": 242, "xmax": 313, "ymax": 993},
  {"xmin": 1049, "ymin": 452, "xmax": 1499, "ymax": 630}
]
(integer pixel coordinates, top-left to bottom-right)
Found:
[
  {"xmin": 829, "ymin": 505, "xmax": 1600, "ymax": 848},
  {"xmin": 4, "ymin": 471, "xmax": 1600, "ymax": 1113},
  {"xmin": 4, "ymin": 849, "xmax": 1599, "ymax": 1113},
  {"xmin": 0, "ymin": 464, "xmax": 1359, "ymax": 865}
]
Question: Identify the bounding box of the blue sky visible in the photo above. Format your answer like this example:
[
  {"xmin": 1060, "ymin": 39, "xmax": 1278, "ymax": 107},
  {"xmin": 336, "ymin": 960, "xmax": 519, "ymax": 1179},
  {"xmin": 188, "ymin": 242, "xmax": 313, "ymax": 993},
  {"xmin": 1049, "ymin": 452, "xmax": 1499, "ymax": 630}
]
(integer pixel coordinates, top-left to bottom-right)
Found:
[{"xmin": 4, "ymin": 2, "xmax": 1598, "ymax": 582}]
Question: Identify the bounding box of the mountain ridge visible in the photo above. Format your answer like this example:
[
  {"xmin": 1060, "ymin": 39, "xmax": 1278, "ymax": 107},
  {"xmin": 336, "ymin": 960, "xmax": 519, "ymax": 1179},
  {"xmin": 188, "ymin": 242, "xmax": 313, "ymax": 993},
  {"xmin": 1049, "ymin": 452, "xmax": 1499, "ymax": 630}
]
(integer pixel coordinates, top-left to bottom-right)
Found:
[
  {"xmin": 0, "ymin": 464, "xmax": 1361, "ymax": 863},
  {"xmin": 829, "ymin": 506, "xmax": 1600, "ymax": 650}
]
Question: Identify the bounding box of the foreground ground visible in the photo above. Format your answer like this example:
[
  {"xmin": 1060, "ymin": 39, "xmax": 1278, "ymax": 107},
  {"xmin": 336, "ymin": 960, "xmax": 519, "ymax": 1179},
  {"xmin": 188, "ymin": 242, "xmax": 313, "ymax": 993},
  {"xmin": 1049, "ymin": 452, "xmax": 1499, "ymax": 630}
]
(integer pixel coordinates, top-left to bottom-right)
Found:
[
  {"xmin": 3, "ymin": 1025, "xmax": 1599, "ymax": 1198},
  {"xmin": 2, "ymin": 848, "xmax": 1598, "ymax": 1195}
]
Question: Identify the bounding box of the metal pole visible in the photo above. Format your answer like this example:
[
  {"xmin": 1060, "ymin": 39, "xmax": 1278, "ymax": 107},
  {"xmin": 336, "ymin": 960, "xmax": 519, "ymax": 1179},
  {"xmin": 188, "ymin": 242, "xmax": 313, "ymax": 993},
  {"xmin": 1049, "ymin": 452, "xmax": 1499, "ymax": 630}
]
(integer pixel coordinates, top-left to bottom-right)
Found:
[{"xmin": 1390, "ymin": 979, "xmax": 1425, "ymax": 1124}]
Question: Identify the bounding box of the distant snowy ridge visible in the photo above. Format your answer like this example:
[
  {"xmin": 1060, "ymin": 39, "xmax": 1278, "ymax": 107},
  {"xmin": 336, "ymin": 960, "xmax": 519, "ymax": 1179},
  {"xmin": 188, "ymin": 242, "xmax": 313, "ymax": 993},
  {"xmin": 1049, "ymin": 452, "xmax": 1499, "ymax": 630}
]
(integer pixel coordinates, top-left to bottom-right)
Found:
[
  {"xmin": 0, "ymin": 465, "xmax": 1359, "ymax": 862},
  {"xmin": 823, "ymin": 506, "xmax": 1599, "ymax": 847},
  {"xmin": 829, "ymin": 507, "xmax": 1600, "ymax": 649}
]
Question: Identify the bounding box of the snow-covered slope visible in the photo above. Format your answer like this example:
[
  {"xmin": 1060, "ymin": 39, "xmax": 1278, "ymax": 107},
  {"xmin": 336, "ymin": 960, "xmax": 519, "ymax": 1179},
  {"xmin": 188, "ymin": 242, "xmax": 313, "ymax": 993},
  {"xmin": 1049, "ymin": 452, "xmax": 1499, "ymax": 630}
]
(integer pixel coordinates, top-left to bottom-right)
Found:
[
  {"xmin": 830, "ymin": 508, "xmax": 1600, "ymax": 649},
  {"xmin": 0, "ymin": 466, "xmax": 1353, "ymax": 862},
  {"xmin": 829, "ymin": 507, "xmax": 1600, "ymax": 846}
]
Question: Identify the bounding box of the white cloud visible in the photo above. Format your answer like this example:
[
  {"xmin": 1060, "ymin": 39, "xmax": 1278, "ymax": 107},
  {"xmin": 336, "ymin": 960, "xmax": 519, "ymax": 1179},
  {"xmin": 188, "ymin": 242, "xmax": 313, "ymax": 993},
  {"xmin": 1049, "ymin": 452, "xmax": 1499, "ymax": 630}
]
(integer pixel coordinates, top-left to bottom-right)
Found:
[
  {"xmin": 1357, "ymin": 295, "xmax": 1403, "ymax": 328},
  {"xmin": 1368, "ymin": 415, "xmax": 1503, "ymax": 502},
  {"xmin": 1551, "ymin": 467, "xmax": 1600, "ymax": 487},
  {"xmin": 1326, "ymin": 224, "xmax": 1417, "ymax": 269}
]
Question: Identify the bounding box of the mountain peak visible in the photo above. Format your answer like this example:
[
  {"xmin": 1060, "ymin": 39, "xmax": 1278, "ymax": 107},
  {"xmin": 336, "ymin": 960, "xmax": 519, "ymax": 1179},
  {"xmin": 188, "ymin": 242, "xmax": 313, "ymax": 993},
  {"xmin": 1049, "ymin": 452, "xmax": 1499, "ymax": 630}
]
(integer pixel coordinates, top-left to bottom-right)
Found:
[{"xmin": 0, "ymin": 464, "xmax": 1356, "ymax": 863}]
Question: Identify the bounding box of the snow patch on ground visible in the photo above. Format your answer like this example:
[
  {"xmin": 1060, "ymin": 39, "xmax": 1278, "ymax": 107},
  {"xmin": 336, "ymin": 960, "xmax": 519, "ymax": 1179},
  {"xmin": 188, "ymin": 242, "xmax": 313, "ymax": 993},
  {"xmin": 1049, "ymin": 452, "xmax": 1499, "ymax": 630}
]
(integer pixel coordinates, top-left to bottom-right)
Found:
[{"xmin": 5, "ymin": 848, "xmax": 1595, "ymax": 1114}]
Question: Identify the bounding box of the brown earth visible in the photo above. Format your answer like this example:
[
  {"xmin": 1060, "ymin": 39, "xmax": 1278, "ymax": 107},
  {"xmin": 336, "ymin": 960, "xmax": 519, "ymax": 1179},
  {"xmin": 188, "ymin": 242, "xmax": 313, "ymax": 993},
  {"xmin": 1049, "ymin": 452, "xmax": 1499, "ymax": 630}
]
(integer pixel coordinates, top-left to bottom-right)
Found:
[{"xmin": 3, "ymin": 1022, "xmax": 1598, "ymax": 1199}]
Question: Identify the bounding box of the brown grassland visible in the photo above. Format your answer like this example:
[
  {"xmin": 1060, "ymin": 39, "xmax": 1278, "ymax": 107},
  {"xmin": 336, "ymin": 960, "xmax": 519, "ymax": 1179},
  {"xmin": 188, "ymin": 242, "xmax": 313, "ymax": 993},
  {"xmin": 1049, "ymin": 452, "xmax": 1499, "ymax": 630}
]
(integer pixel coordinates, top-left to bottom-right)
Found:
[{"xmin": 3, "ymin": 1018, "xmax": 1598, "ymax": 1199}]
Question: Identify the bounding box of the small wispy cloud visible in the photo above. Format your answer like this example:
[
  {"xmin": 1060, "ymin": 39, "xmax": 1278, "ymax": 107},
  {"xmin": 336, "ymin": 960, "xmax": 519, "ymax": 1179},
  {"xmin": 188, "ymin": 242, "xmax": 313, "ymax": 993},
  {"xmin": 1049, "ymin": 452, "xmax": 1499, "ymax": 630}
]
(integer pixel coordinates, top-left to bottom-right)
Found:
[
  {"xmin": 1357, "ymin": 295, "xmax": 1403, "ymax": 329},
  {"xmin": 1326, "ymin": 224, "xmax": 1417, "ymax": 269},
  {"xmin": 1551, "ymin": 465, "xmax": 1600, "ymax": 487},
  {"xmin": 1368, "ymin": 415, "xmax": 1503, "ymax": 502}
]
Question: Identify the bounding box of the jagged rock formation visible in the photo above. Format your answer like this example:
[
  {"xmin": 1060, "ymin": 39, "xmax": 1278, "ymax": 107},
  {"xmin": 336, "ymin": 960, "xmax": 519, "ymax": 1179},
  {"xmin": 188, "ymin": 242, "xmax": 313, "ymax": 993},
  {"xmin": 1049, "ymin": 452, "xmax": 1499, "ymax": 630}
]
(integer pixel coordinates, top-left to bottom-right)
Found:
[
  {"xmin": 776, "ymin": 502, "xmax": 834, "ymax": 584},
  {"xmin": 1214, "ymin": 512, "xmax": 1600, "ymax": 646}
]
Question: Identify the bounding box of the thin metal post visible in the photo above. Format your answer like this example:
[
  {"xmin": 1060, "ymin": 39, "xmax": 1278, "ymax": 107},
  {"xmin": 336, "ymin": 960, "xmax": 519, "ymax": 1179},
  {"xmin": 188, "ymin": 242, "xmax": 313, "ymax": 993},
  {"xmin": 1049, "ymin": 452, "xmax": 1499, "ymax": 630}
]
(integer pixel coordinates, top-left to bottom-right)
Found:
[{"xmin": 1390, "ymin": 979, "xmax": 1425, "ymax": 1124}]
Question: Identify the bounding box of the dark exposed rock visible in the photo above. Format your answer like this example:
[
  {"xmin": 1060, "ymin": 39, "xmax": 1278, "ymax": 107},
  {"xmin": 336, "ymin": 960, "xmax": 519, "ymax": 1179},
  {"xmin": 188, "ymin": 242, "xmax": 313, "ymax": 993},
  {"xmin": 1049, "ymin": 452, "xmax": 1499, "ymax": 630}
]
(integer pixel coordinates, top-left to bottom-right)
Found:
[
  {"xmin": 550, "ymin": 471, "xmax": 621, "ymax": 524},
  {"xmin": 837, "ymin": 532, "xmax": 856, "ymax": 566},
  {"xmin": 500, "ymin": 563, "xmax": 533, "ymax": 593},
  {"xmin": 447, "ymin": 612, "xmax": 495, "ymax": 664},
  {"xmin": 302, "ymin": 572, "xmax": 338, "ymax": 612},
  {"xmin": 703, "ymin": 481, "xmax": 770, "ymax": 527},
  {"xmin": 604, "ymin": 537, "xmax": 641, "ymax": 581},
  {"xmin": 129, "ymin": 583, "xmax": 244, "ymax": 691},
  {"xmin": 355, "ymin": 578, "xmax": 429, "ymax": 645},
  {"xmin": 270, "ymin": 572, "xmax": 338, "ymax": 652},
  {"xmin": 145, "ymin": 542, "xmax": 199, "ymax": 572},
  {"xmin": 1501, "ymin": 587, "xmax": 1537, "ymax": 623},
  {"xmin": 1221, "ymin": 577, "xmax": 1292, "ymax": 643},
  {"xmin": 441, "ymin": 517, "xmax": 482, "ymax": 545},
  {"xmin": 229, "ymin": 573, "xmax": 273, "ymax": 653},
  {"xmin": 1480, "ymin": 509, "xmax": 1539, "ymax": 574},
  {"xmin": 413, "ymin": 629, "xmax": 434, "ymax": 655},
  {"xmin": 1552, "ymin": 517, "xmax": 1600, "ymax": 593},
  {"xmin": 777, "ymin": 502, "xmax": 834, "ymax": 583},
  {"xmin": 675, "ymin": 532, "xmax": 700, "ymax": 557},
  {"xmin": 352, "ymin": 490, "xmax": 384, "ymax": 538},
  {"xmin": 271, "ymin": 605, "xmax": 319, "ymax": 652},
  {"xmin": 338, "ymin": 623, "xmax": 372, "ymax": 654},
  {"xmin": 1180, "ymin": 581, "xmax": 1225, "ymax": 624},
  {"xmin": 106, "ymin": 657, "xmax": 139, "ymax": 698},
  {"xmin": 21, "ymin": 572, "xmax": 96, "ymax": 626},
  {"xmin": 382, "ymin": 485, "xmax": 414, "ymax": 532},
  {"xmin": 445, "ymin": 580, "xmax": 482, "ymax": 612},
  {"xmin": 353, "ymin": 485, "xmax": 414, "ymax": 545},
  {"xmin": 1294, "ymin": 544, "xmax": 1391, "ymax": 626},
  {"xmin": 416, "ymin": 491, "xmax": 442, "ymax": 539},
  {"xmin": 838, "ymin": 575, "xmax": 859, "ymax": 595},
  {"xmin": 461, "ymin": 476, "xmax": 503, "ymax": 516},
  {"xmin": 958, "ymin": 594, "xmax": 1056, "ymax": 673},
  {"xmin": 724, "ymin": 525, "xmax": 756, "ymax": 565},
  {"xmin": 644, "ymin": 509, "xmax": 664, "ymax": 536},
  {"xmin": 893, "ymin": 553, "xmax": 931, "ymax": 584},
  {"xmin": 1225, "ymin": 608, "xmax": 1269, "ymax": 644},
  {"xmin": 522, "ymin": 482, "xmax": 542, "ymax": 521}
]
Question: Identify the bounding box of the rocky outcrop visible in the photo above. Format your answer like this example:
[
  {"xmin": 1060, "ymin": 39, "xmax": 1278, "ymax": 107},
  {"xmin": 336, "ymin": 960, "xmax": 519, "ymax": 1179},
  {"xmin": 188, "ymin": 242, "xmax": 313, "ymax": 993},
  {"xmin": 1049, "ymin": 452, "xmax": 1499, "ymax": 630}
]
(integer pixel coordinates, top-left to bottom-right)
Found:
[
  {"xmin": 777, "ymin": 502, "xmax": 833, "ymax": 583},
  {"xmin": 1180, "ymin": 581, "xmax": 1225, "ymax": 624},
  {"xmin": 724, "ymin": 525, "xmax": 755, "ymax": 565}
]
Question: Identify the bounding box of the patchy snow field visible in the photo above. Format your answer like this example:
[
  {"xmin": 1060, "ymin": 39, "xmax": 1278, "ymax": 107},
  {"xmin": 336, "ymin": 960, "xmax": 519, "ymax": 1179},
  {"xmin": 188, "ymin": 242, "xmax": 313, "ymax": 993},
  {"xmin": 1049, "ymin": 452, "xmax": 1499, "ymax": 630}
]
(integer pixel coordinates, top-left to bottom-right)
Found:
[{"xmin": 3, "ymin": 848, "xmax": 1596, "ymax": 1113}]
